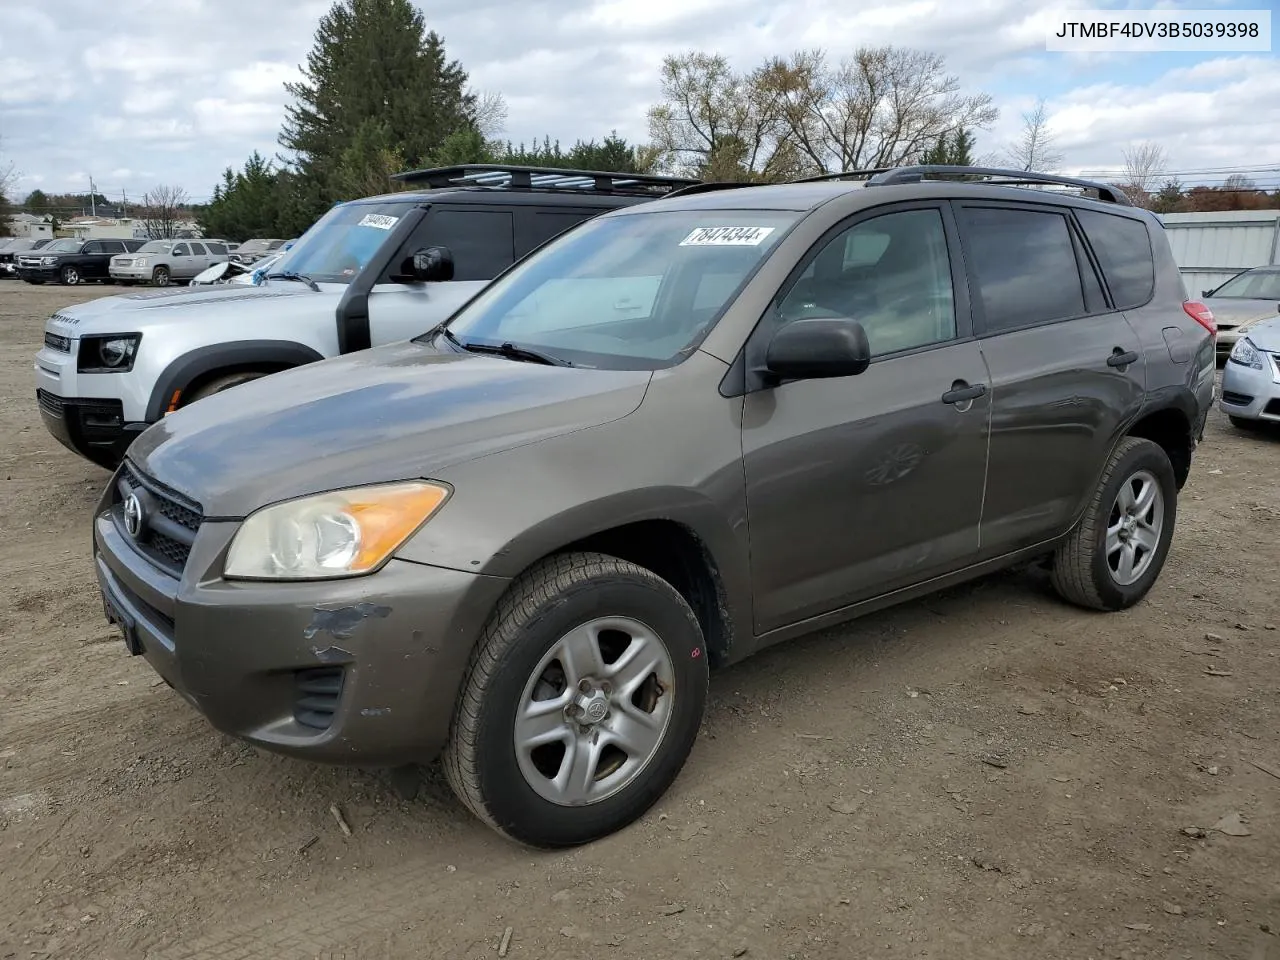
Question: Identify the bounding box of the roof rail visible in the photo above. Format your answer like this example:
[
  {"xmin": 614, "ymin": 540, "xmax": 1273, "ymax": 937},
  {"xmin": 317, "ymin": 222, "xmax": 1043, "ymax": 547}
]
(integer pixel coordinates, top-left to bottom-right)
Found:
[
  {"xmin": 391, "ymin": 163, "xmax": 700, "ymax": 196},
  {"xmin": 789, "ymin": 169, "xmax": 893, "ymax": 184},
  {"xmin": 866, "ymin": 165, "xmax": 1132, "ymax": 205},
  {"xmin": 661, "ymin": 181, "xmax": 765, "ymax": 199}
]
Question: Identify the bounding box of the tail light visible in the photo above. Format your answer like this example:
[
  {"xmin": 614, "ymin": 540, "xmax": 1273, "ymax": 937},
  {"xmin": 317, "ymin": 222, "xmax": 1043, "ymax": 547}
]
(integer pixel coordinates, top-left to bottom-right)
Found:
[{"xmin": 1183, "ymin": 300, "xmax": 1216, "ymax": 337}]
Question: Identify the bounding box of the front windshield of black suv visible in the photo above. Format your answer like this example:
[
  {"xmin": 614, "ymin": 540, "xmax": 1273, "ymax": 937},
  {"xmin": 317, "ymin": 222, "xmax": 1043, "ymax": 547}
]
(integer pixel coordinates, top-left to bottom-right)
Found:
[
  {"xmin": 433, "ymin": 209, "xmax": 799, "ymax": 369},
  {"xmin": 267, "ymin": 201, "xmax": 416, "ymax": 284},
  {"xmin": 44, "ymin": 239, "xmax": 84, "ymax": 254}
]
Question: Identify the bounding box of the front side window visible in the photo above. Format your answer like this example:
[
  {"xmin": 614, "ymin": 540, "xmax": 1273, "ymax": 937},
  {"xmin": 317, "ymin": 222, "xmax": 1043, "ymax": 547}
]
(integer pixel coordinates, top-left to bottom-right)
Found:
[
  {"xmin": 420, "ymin": 208, "xmax": 515, "ymax": 281},
  {"xmin": 778, "ymin": 208, "xmax": 957, "ymax": 357},
  {"xmin": 1210, "ymin": 269, "xmax": 1280, "ymax": 300},
  {"xmin": 270, "ymin": 201, "xmax": 416, "ymax": 283},
  {"xmin": 172, "ymin": 243, "xmax": 190, "ymax": 256},
  {"xmin": 959, "ymin": 207, "xmax": 1086, "ymax": 333},
  {"xmin": 436, "ymin": 210, "xmax": 799, "ymax": 369}
]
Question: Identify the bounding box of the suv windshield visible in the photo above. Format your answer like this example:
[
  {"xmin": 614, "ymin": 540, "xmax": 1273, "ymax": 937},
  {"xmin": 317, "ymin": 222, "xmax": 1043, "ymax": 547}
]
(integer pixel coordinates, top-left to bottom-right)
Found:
[
  {"xmin": 137, "ymin": 240, "xmax": 173, "ymax": 254},
  {"xmin": 268, "ymin": 201, "xmax": 416, "ymax": 284},
  {"xmin": 433, "ymin": 210, "xmax": 798, "ymax": 369},
  {"xmin": 1211, "ymin": 270, "xmax": 1280, "ymax": 300},
  {"xmin": 44, "ymin": 239, "xmax": 84, "ymax": 254}
]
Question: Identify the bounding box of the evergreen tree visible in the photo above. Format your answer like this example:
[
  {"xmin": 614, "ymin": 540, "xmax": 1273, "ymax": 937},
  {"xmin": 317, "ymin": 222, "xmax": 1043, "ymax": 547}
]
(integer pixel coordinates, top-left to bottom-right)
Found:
[
  {"xmin": 279, "ymin": 0, "xmax": 477, "ymax": 215},
  {"xmin": 1151, "ymin": 179, "xmax": 1185, "ymax": 214},
  {"xmin": 919, "ymin": 127, "xmax": 974, "ymax": 166}
]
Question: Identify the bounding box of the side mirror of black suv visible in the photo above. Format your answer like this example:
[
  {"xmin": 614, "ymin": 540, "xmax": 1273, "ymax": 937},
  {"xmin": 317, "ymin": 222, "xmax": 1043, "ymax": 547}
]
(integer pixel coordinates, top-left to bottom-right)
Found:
[
  {"xmin": 411, "ymin": 246, "xmax": 455, "ymax": 282},
  {"xmin": 765, "ymin": 317, "xmax": 871, "ymax": 380}
]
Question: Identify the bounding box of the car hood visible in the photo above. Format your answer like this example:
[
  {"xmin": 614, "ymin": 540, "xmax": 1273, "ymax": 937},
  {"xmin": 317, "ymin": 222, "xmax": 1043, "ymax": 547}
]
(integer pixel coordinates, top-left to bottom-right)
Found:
[
  {"xmin": 45, "ymin": 281, "xmax": 324, "ymax": 333},
  {"xmin": 1240, "ymin": 316, "xmax": 1280, "ymax": 353},
  {"xmin": 1204, "ymin": 298, "xmax": 1279, "ymax": 327},
  {"xmin": 127, "ymin": 338, "xmax": 653, "ymax": 517}
]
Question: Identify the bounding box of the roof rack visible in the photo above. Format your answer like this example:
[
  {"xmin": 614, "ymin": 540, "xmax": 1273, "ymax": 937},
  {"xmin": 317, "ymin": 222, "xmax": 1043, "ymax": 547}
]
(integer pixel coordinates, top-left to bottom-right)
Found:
[
  {"xmin": 866, "ymin": 165, "xmax": 1131, "ymax": 205},
  {"xmin": 661, "ymin": 180, "xmax": 764, "ymax": 199},
  {"xmin": 391, "ymin": 163, "xmax": 700, "ymax": 196}
]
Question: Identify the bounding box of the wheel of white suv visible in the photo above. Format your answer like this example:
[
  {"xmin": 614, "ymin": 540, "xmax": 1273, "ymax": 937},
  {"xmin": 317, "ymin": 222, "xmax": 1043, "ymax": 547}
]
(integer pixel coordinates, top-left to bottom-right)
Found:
[
  {"xmin": 1050, "ymin": 436, "xmax": 1178, "ymax": 611},
  {"xmin": 152, "ymin": 266, "xmax": 171, "ymax": 286},
  {"xmin": 443, "ymin": 552, "xmax": 709, "ymax": 848}
]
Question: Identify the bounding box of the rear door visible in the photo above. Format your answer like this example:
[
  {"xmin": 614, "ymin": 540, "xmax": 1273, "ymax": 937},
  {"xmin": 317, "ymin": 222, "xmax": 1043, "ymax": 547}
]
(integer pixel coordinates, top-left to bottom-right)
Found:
[
  {"xmin": 367, "ymin": 205, "xmax": 517, "ymax": 345},
  {"xmin": 955, "ymin": 201, "xmax": 1146, "ymax": 558}
]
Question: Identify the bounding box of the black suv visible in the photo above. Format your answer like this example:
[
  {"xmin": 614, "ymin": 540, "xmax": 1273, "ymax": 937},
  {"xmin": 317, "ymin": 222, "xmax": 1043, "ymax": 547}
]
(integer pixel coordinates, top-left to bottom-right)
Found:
[{"xmin": 17, "ymin": 237, "xmax": 146, "ymax": 285}]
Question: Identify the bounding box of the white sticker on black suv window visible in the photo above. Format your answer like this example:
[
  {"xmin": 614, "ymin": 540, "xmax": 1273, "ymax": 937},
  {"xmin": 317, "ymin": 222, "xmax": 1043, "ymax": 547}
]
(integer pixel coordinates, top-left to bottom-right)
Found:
[
  {"xmin": 358, "ymin": 213, "xmax": 399, "ymax": 230},
  {"xmin": 680, "ymin": 226, "xmax": 775, "ymax": 246}
]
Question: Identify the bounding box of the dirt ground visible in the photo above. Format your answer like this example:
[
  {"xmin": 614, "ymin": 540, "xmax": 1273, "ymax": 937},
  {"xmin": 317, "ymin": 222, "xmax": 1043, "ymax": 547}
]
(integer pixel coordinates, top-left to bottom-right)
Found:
[{"xmin": 1, "ymin": 280, "xmax": 1277, "ymax": 960}]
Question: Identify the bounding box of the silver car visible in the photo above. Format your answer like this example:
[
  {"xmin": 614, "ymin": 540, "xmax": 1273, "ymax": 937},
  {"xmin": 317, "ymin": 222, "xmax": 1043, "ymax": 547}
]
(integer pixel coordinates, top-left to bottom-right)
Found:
[
  {"xmin": 1201, "ymin": 266, "xmax": 1280, "ymax": 361},
  {"xmin": 1219, "ymin": 314, "xmax": 1280, "ymax": 428},
  {"xmin": 110, "ymin": 239, "xmax": 231, "ymax": 286}
]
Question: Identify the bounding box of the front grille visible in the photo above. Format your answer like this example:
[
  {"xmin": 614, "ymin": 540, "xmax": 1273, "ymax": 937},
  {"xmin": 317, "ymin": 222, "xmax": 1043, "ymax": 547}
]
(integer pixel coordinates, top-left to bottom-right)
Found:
[
  {"xmin": 294, "ymin": 668, "xmax": 345, "ymax": 731},
  {"xmin": 115, "ymin": 462, "xmax": 204, "ymax": 575},
  {"xmin": 43, "ymin": 331, "xmax": 71, "ymax": 352},
  {"xmin": 1221, "ymin": 391, "xmax": 1253, "ymax": 407}
]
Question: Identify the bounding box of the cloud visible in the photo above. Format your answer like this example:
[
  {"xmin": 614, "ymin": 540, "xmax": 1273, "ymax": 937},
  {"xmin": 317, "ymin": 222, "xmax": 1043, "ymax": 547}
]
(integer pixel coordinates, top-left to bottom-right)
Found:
[{"xmin": 0, "ymin": 0, "xmax": 1274, "ymax": 202}]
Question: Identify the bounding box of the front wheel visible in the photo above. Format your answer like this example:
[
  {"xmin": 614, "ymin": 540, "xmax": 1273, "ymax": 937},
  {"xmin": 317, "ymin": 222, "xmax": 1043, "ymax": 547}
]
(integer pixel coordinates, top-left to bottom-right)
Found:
[
  {"xmin": 443, "ymin": 552, "xmax": 708, "ymax": 848},
  {"xmin": 152, "ymin": 266, "xmax": 171, "ymax": 286},
  {"xmin": 60, "ymin": 265, "xmax": 81, "ymax": 285},
  {"xmin": 1050, "ymin": 436, "xmax": 1178, "ymax": 611}
]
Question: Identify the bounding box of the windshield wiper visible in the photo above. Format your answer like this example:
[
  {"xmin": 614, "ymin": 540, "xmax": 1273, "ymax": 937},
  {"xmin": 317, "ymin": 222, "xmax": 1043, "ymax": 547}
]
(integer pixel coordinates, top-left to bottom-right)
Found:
[
  {"xmin": 265, "ymin": 271, "xmax": 320, "ymax": 292},
  {"xmin": 460, "ymin": 339, "xmax": 571, "ymax": 366}
]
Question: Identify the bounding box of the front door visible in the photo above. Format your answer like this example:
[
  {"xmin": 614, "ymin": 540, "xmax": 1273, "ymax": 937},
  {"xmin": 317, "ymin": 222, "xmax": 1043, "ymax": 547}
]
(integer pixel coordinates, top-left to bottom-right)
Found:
[
  {"xmin": 742, "ymin": 204, "xmax": 992, "ymax": 634},
  {"xmin": 953, "ymin": 202, "xmax": 1147, "ymax": 556},
  {"xmin": 367, "ymin": 206, "xmax": 516, "ymax": 346}
]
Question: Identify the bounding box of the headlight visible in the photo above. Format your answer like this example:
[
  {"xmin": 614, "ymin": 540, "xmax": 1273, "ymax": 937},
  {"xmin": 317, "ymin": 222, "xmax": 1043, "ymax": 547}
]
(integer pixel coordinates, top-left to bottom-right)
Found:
[
  {"xmin": 41, "ymin": 256, "xmax": 58, "ymax": 266},
  {"xmin": 77, "ymin": 334, "xmax": 142, "ymax": 373},
  {"xmin": 1228, "ymin": 336, "xmax": 1264, "ymax": 370},
  {"xmin": 224, "ymin": 482, "xmax": 451, "ymax": 580},
  {"xmin": 134, "ymin": 257, "xmax": 148, "ymax": 267}
]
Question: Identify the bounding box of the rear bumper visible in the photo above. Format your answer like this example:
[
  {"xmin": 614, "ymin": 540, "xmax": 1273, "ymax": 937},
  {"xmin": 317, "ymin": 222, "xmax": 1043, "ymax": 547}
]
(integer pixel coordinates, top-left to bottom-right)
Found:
[
  {"xmin": 92, "ymin": 479, "xmax": 509, "ymax": 766},
  {"xmin": 36, "ymin": 389, "xmax": 145, "ymax": 468}
]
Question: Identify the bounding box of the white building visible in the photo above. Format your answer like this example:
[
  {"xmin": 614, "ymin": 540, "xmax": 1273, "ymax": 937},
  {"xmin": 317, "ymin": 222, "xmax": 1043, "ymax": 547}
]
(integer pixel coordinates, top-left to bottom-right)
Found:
[
  {"xmin": 5, "ymin": 213, "xmax": 54, "ymax": 239},
  {"xmin": 1157, "ymin": 210, "xmax": 1280, "ymax": 297}
]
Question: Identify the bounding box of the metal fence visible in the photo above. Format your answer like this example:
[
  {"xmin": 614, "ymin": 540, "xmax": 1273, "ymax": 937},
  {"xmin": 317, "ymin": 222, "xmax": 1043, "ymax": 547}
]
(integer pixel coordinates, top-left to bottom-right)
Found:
[{"xmin": 1157, "ymin": 210, "xmax": 1280, "ymax": 297}]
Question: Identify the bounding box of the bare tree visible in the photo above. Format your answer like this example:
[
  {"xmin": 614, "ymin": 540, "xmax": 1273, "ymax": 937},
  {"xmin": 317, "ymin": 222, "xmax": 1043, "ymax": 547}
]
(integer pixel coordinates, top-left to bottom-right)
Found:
[
  {"xmin": 0, "ymin": 136, "xmax": 17, "ymax": 236},
  {"xmin": 140, "ymin": 184, "xmax": 190, "ymax": 239},
  {"xmin": 1003, "ymin": 97, "xmax": 1063, "ymax": 172},
  {"xmin": 472, "ymin": 90, "xmax": 508, "ymax": 141},
  {"xmin": 647, "ymin": 46, "xmax": 997, "ymax": 182},
  {"xmin": 1116, "ymin": 141, "xmax": 1168, "ymax": 207}
]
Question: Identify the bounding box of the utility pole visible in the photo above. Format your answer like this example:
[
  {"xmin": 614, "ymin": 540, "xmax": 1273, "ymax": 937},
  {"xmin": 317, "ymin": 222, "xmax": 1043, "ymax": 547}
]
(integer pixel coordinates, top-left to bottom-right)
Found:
[{"xmin": 89, "ymin": 176, "xmax": 97, "ymax": 217}]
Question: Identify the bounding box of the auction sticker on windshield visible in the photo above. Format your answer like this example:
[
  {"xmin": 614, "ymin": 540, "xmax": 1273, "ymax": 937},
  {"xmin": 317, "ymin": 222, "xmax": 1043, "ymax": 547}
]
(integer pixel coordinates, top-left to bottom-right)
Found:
[
  {"xmin": 358, "ymin": 214, "xmax": 400, "ymax": 230},
  {"xmin": 680, "ymin": 226, "xmax": 775, "ymax": 246}
]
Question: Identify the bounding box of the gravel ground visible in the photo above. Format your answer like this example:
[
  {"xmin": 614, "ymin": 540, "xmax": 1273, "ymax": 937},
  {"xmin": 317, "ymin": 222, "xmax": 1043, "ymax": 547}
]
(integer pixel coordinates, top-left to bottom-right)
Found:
[{"xmin": 1, "ymin": 281, "xmax": 1278, "ymax": 960}]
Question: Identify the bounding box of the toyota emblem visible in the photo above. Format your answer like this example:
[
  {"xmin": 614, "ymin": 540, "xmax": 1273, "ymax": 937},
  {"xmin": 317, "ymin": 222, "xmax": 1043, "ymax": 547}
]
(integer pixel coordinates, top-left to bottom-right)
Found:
[{"xmin": 122, "ymin": 494, "xmax": 144, "ymax": 538}]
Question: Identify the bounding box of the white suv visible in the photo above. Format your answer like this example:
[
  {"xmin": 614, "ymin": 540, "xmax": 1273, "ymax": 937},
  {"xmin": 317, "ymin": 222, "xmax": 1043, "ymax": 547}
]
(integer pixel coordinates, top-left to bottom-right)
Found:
[
  {"xmin": 109, "ymin": 239, "xmax": 232, "ymax": 286},
  {"xmin": 34, "ymin": 164, "xmax": 697, "ymax": 468}
]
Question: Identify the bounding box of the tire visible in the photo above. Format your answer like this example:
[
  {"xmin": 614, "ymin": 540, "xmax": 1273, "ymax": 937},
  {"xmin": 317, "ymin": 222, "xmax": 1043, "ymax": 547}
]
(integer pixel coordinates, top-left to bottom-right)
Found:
[
  {"xmin": 443, "ymin": 552, "xmax": 709, "ymax": 848},
  {"xmin": 60, "ymin": 265, "xmax": 80, "ymax": 285},
  {"xmin": 184, "ymin": 371, "xmax": 267, "ymax": 404},
  {"xmin": 1050, "ymin": 436, "xmax": 1177, "ymax": 612},
  {"xmin": 152, "ymin": 266, "xmax": 171, "ymax": 286}
]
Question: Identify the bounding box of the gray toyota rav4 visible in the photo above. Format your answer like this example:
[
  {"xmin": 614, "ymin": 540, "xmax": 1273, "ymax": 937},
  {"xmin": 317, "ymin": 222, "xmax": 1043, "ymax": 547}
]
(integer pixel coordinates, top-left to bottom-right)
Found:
[{"xmin": 92, "ymin": 166, "xmax": 1217, "ymax": 848}]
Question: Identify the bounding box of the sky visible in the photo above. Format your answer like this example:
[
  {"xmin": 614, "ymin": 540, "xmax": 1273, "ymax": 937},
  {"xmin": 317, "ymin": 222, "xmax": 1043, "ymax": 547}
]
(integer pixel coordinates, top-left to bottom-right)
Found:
[{"xmin": 0, "ymin": 0, "xmax": 1277, "ymax": 205}]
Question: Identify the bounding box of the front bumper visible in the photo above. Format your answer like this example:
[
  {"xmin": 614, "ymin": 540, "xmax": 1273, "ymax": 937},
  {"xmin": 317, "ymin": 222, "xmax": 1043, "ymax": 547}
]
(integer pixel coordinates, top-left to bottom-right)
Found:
[
  {"xmin": 92, "ymin": 468, "xmax": 509, "ymax": 765},
  {"xmin": 109, "ymin": 267, "xmax": 151, "ymax": 282},
  {"xmin": 1219, "ymin": 352, "xmax": 1280, "ymax": 423},
  {"xmin": 17, "ymin": 266, "xmax": 58, "ymax": 282},
  {"xmin": 37, "ymin": 388, "xmax": 146, "ymax": 468}
]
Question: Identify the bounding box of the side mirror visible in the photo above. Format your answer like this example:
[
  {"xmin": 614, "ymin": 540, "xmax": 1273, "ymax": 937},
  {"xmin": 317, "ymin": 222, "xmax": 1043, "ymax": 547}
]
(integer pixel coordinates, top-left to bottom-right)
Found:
[
  {"xmin": 765, "ymin": 318, "xmax": 871, "ymax": 380},
  {"xmin": 1202, "ymin": 290, "xmax": 1212, "ymax": 298},
  {"xmin": 409, "ymin": 246, "xmax": 454, "ymax": 282}
]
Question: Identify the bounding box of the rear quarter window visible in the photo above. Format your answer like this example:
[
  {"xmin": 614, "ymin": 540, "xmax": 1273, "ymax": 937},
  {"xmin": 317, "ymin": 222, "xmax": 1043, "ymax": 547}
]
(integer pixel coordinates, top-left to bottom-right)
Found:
[{"xmin": 1075, "ymin": 210, "xmax": 1155, "ymax": 310}]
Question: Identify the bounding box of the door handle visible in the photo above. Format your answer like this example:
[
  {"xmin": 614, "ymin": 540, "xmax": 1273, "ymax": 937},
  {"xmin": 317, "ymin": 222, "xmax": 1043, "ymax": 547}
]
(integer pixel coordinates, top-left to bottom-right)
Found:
[
  {"xmin": 1107, "ymin": 349, "xmax": 1139, "ymax": 368},
  {"xmin": 941, "ymin": 381, "xmax": 987, "ymax": 404}
]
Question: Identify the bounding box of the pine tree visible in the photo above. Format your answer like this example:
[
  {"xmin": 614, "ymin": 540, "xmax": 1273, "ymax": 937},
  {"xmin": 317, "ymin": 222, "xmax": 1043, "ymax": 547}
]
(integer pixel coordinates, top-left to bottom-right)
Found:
[{"xmin": 279, "ymin": 0, "xmax": 477, "ymax": 212}]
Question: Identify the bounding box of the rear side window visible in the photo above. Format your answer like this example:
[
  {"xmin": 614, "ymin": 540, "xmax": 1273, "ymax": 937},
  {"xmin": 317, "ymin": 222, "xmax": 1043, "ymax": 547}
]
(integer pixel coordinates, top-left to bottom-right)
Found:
[
  {"xmin": 959, "ymin": 207, "xmax": 1085, "ymax": 333},
  {"xmin": 206, "ymin": 242, "xmax": 228, "ymax": 255},
  {"xmin": 189, "ymin": 242, "xmax": 207, "ymax": 256},
  {"xmin": 1075, "ymin": 210, "xmax": 1155, "ymax": 309},
  {"xmin": 101, "ymin": 241, "xmax": 126, "ymax": 254}
]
